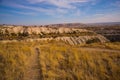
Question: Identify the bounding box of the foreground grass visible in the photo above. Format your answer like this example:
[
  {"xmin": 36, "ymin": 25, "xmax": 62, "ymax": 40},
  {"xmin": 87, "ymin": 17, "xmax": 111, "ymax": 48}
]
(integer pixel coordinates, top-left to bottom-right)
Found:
[
  {"xmin": 39, "ymin": 41, "xmax": 120, "ymax": 80},
  {"xmin": 0, "ymin": 41, "xmax": 120, "ymax": 80},
  {"xmin": 0, "ymin": 42, "xmax": 34, "ymax": 80},
  {"xmin": 80, "ymin": 42, "xmax": 120, "ymax": 50}
]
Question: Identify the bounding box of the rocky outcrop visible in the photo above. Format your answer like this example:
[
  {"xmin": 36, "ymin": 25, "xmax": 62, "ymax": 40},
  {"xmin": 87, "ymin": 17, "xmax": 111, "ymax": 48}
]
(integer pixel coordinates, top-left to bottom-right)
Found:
[
  {"xmin": 55, "ymin": 35, "xmax": 108, "ymax": 45},
  {"xmin": 0, "ymin": 26, "xmax": 90, "ymax": 34},
  {"xmin": 0, "ymin": 26, "xmax": 109, "ymax": 45}
]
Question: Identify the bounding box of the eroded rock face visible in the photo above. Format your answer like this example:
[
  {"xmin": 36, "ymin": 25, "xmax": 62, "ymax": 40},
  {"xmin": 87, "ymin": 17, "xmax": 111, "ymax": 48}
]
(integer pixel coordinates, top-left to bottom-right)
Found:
[
  {"xmin": 1, "ymin": 26, "xmax": 90, "ymax": 34},
  {"xmin": 55, "ymin": 35, "xmax": 108, "ymax": 45},
  {"xmin": 0, "ymin": 26, "xmax": 109, "ymax": 45}
]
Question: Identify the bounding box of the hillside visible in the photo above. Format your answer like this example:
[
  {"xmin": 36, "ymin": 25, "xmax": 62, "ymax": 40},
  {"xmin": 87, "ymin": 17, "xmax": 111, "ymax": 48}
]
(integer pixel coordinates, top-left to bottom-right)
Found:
[
  {"xmin": 0, "ymin": 41, "xmax": 120, "ymax": 80},
  {"xmin": 0, "ymin": 24, "xmax": 120, "ymax": 80},
  {"xmin": 0, "ymin": 26, "xmax": 108, "ymax": 45},
  {"xmin": 80, "ymin": 25, "xmax": 120, "ymax": 42}
]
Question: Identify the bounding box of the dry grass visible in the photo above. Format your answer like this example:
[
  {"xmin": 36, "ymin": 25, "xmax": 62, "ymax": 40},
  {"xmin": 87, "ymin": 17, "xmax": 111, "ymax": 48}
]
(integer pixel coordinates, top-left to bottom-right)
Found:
[
  {"xmin": 81, "ymin": 42, "xmax": 120, "ymax": 50},
  {"xmin": 0, "ymin": 42, "xmax": 34, "ymax": 80},
  {"xmin": 0, "ymin": 41, "xmax": 120, "ymax": 80},
  {"xmin": 39, "ymin": 41, "xmax": 120, "ymax": 80}
]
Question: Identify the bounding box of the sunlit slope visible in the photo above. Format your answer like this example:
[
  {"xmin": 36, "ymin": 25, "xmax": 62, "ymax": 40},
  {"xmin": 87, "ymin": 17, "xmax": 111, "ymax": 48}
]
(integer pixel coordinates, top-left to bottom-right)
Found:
[
  {"xmin": 0, "ymin": 42, "xmax": 34, "ymax": 80},
  {"xmin": 0, "ymin": 41, "xmax": 120, "ymax": 80},
  {"xmin": 39, "ymin": 41, "xmax": 120, "ymax": 80}
]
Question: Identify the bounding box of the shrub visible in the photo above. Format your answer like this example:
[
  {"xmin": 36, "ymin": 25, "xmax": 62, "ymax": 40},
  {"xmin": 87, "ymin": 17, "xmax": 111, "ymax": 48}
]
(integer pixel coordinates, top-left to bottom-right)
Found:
[{"xmin": 86, "ymin": 38, "xmax": 101, "ymax": 44}]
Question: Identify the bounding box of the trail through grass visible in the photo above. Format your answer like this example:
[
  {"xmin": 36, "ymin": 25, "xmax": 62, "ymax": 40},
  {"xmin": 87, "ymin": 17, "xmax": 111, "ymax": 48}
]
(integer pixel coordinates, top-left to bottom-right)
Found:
[
  {"xmin": 0, "ymin": 41, "xmax": 120, "ymax": 80},
  {"xmin": 24, "ymin": 47, "xmax": 42, "ymax": 80}
]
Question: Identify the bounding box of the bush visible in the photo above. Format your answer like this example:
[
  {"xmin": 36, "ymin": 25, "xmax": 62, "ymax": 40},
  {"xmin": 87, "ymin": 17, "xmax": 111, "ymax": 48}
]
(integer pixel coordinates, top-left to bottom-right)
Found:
[{"xmin": 86, "ymin": 38, "xmax": 101, "ymax": 44}]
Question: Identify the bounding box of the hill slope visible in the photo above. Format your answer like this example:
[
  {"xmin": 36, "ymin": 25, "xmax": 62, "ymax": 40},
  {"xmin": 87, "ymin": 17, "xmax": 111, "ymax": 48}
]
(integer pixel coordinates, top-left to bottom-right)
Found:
[
  {"xmin": 0, "ymin": 41, "xmax": 120, "ymax": 80},
  {"xmin": 0, "ymin": 26, "xmax": 109, "ymax": 45}
]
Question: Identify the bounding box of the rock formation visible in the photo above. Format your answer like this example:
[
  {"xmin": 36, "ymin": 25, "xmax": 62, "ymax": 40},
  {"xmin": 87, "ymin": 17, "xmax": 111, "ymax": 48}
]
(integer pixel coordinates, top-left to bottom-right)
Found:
[{"xmin": 0, "ymin": 26, "xmax": 109, "ymax": 45}]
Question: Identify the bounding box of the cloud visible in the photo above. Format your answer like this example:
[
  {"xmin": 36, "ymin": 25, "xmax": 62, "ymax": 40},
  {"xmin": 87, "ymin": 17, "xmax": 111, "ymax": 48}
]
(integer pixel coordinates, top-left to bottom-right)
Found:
[
  {"xmin": 24, "ymin": 0, "xmax": 92, "ymax": 17},
  {"xmin": 0, "ymin": 0, "xmax": 95, "ymax": 18},
  {"xmin": 27, "ymin": 0, "xmax": 91, "ymax": 9},
  {"xmin": 0, "ymin": 0, "xmax": 54, "ymax": 13},
  {"xmin": 8, "ymin": 3, "xmax": 53, "ymax": 13},
  {"xmin": 1, "ymin": 1, "xmax": 70, "ymax": 16},
  {"xmin": 0, "ymin": 13, "xmax": 13, "ymax": 17},
  {"xmin": 75, "ymin": 10, "xmax": 81, "ymax": 16},
  {"xmin": 82, "ymin": 13, "xmax": 120, "ymax": 23},
  {"xmin": 10, "ymin": 11, "xmax": 37, "ymax": 15}
]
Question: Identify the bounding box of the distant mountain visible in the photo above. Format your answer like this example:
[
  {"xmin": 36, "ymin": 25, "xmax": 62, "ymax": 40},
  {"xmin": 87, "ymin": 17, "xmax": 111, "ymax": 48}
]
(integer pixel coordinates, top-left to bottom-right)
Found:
[
  {"xmin": 48, "ymin": 23, "xmax": 87, "ymax": 27},
  {"xmin": 46, "ymin": 22, "xmax": 120, "ymax": 28},
  {"xmin": 1, "ymin": 22, "xmax": 120, "ymax": 27},
  {"xmin": 87, "ymin": 22, "xmax": 120, "ymax": 26}
]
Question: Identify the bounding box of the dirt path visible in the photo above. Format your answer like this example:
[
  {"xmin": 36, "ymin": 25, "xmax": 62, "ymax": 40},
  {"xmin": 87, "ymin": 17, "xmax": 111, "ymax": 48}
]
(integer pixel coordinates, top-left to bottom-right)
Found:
[{"xmin": 24, "ymin": 48, "xmax": 42, "ymax": 80}]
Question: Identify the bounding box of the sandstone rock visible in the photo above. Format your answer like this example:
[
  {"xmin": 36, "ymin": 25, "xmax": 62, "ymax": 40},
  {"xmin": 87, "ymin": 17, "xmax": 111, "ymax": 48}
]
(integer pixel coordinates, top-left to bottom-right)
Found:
[{"xmin": 0, "ymin": 26, "xmax": 109, "ymax": 45}]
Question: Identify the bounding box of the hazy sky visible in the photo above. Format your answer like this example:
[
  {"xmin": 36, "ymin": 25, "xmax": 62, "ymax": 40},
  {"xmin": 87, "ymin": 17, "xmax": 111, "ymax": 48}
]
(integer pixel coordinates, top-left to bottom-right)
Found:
[{"xmin": 0, "ymin": 0, "xmax": 120, "ymax": 25}]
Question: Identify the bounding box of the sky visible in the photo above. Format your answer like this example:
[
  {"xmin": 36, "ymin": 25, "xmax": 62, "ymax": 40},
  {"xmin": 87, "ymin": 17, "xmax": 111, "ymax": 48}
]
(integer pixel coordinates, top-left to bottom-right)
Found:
[{"xmin": 0, "ymin": 0, "xmax": 120, "ymax": 25}]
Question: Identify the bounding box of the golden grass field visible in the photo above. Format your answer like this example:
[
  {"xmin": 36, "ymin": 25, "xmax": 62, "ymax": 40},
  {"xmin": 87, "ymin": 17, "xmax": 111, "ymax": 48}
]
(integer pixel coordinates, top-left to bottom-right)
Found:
[{"xmin": 0, "ymin": 41, "xmax": 120, "ymax": 80}]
